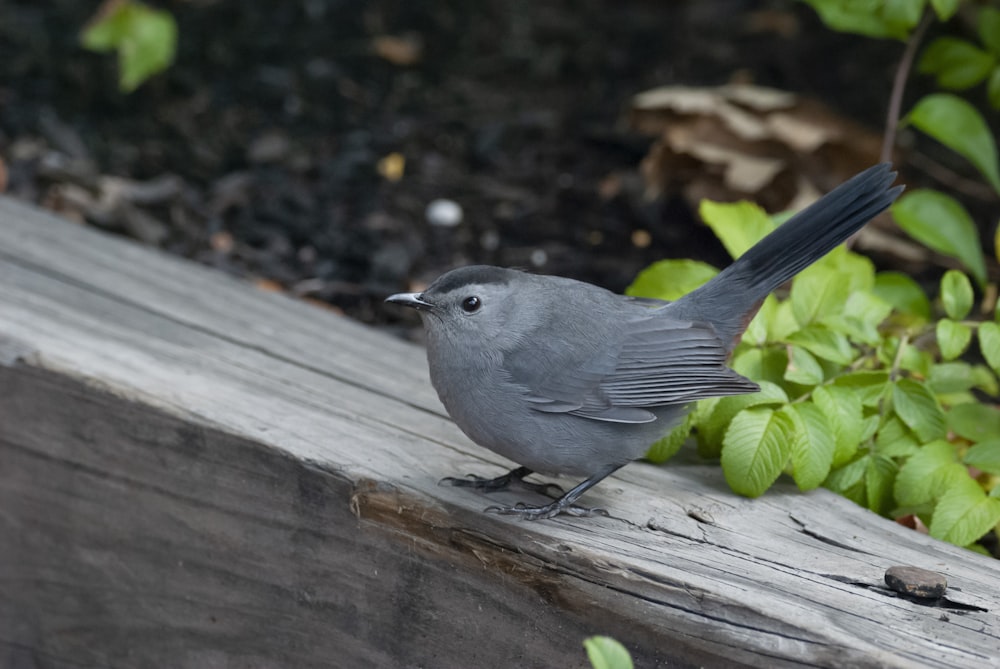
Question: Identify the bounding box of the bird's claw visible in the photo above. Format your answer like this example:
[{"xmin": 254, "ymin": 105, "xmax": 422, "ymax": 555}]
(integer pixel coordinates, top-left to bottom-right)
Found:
[
  {"xmin": 439, "ymin": 471, "xmax": 564, "ymax": 498},
  {"xmin": 439, "ymin": 474, "xmax": 498, "ymax": 489},
  {"xmin": 484, "ymin": 501, "xmax": 609, "ymax": 520}
]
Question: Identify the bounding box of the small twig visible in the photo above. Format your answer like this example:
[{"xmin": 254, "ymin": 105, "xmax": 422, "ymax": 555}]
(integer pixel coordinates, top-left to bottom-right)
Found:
[
  {"xmin": 882, "ymin": 10, "xmax": 935, "ymax": 164},
  {"xmin": 908, "ymin": 151, "xmax": 1000, "ymax": 200},
  {"xmin": 889, "ymin": 333, "xmax": 911, "ymax": 382}
]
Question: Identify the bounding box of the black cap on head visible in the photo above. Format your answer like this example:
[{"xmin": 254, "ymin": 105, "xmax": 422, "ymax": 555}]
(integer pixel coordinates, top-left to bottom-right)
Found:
[{"xmin": 426, "ymin": 265, "xmax": 517, "ymax": 294}]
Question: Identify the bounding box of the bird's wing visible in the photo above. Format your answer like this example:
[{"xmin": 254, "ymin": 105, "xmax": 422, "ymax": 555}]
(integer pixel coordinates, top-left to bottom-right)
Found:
[
  {"xmin": 594, "ymin": 314, "xmax": 760, "ymax": 406},
  {"xmin": 503, "ymin": 310, "xmax": 760, "ymax": 424}
]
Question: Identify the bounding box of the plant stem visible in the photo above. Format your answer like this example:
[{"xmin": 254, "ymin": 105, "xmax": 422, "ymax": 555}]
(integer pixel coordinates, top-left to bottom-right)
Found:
[
  {"xmin": 882, "ymin": 11, "xmax": 934, "ymax": 164},
  {"xmin": 889, "ymin": 333, "xmax": 911, "ymax": 382}
]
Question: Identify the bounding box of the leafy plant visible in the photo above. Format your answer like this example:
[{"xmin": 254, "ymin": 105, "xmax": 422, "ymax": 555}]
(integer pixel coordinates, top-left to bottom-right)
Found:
[
  {"xmin": 800, "ymin": 0, "xmax": 1000, "ymax": 288},
  {"xmin": 81, "ymin": 0, "xmax": 177, "ymax": 92},
  {"xmin": 631, "ymin": 0, "xmax": 1000, "ymax": 553},
  {"xmin": 629, "ymin": 200, "xmax": 1000, "ymax": 551}
]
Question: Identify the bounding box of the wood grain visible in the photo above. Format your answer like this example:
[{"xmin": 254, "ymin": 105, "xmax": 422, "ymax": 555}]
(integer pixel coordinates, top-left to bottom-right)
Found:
[{"xmin": 1, "ymin": 196, "xmax": 998, "ymax": 668}]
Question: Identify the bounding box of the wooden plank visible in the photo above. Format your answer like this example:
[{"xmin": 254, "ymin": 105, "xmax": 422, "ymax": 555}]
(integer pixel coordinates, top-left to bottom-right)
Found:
[{"xmin": 1, "ymin": 196, "xmax": 998, "ymax": 668}]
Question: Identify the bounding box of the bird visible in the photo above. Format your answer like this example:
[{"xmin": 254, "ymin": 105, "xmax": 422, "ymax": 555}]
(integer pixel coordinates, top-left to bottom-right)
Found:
[{"xmin": 387, "ymin": 163, "xmax": 902, "ymax": 520}]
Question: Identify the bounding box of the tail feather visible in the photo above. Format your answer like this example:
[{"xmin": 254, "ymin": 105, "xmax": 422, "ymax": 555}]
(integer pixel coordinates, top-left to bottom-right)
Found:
[{"xmin": 666, "ymin": 163, "xmax": 903, "ymax": 346}]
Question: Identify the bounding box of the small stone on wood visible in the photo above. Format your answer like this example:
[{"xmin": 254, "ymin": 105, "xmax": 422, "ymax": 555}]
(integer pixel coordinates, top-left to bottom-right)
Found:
[{"xmin": 884, "ymin": 565, "xmax": 948, "ymax": 599}]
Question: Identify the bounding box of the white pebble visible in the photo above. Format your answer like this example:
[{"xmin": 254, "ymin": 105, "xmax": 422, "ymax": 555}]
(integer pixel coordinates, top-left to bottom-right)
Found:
[
  {"xmin": 530, "ymin": 249, "xmax": 547, "ymax": 266},
  {"xmin": 426, "ymin": 199, "xmax": 463, "ymax": 227}
]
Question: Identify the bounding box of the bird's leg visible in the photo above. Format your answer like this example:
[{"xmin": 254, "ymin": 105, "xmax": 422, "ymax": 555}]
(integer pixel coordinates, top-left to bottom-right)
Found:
[
  {"xmin": 439, "ymin": 466, "xmax": 565, "ymax": 498},
  {"xmin": 484, "ymin": 464, "xmax": 622, "ymax": 520}
]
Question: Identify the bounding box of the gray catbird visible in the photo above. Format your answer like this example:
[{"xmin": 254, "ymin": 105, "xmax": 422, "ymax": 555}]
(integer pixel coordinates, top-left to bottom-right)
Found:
[{"xmin": 388, "ymin": 163, "xmax": 902, "ymax": 520}]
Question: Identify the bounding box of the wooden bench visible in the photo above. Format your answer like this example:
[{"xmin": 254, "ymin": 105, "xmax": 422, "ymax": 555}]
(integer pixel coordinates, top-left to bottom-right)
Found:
[{"xmin": 1, "ymin": 196, "xmax": 998, "ymax": 668}]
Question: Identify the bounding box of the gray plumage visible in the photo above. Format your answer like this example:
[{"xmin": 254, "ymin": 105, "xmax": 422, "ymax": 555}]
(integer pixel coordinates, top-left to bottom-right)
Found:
[{"xmin": 387, "ymin": 163, "xmax": 903, "ymax": 519}]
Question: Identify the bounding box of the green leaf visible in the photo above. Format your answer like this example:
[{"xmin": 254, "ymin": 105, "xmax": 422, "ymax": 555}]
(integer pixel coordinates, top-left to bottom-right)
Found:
[
  {"xmin": 940, "ymin": 270, "xmax": 974, "ymax": 320},
  {"xmin": 785, "ymin": 345, "xmax": 825, "ymax": 385},
  {"xmin": 989, "ymin": 67, "xmax": 1000, "ymax": 109},
  {"xmin": 978, "ymin": 7, "xmax": 1000, "ymax": 56},
  {"xmin": 929, "ymin": 475, "xmax": 1000, "ymax": 546},
  {"xmin": 892, "ymin": 378, "xmax": 947, "ymax": 442},
  {"xmin": 791, "ymin": 271, "xmax": 851, "ymax": 326},
  {"xmin": 972, "ymin": 364, "xmax": 1000, "ymax": 395},
  {"xmin": 810, "ymin": 246, "xmax": 876, "ymax": 291},
  {"xmin": 786, "ymin": 326, "xmax": 855, "ymax": 365},
  {"xmin": 833, "ymin": 370, "xmax": 890, "ymax": 407},
  {"xmin": 790, "ymin": 248, "xmax": 875, "ymax": 328},
  {"xmin": 729, "ymin": 346, "xmax": 788, "ymax": 387},
  {"xmin": 905, "ymin": 94, "xmax": 1000, "ymax": 196},
  {"xmin": 646, "ymin": 413, "xmax": 694, "ymax": 463},
  {"xmin": 918, "ymin": 37, "xmax": 996, "ymax": 89},
  {"xmin": 936, "ymin": 318, "xmax": 973, "ymax": 361},
  {"xmin": 866, "ymin": 453, "xmax": 899, "ymax": 515},
  {"xmin": 721, "ymin": 407, "xmax": 795, "ymax": 497},
  {"xmin": 894, "ymin": 440, "xmax": 964, "ymax": 507},
  {"xmin": 929, "ymin": 361, "xmax": 979, "ymax": 394},
  {"xmin": 699, "ymin": 200, "xmax": 775, "ymax": 260},
  {"xmin": 964, "ymin": 438, "xmax": 1000, "ymax": 475},
  {"xmin": 767, "ymin": 298, "xmax": 802, "ymax": 343},
  {"xmin": 584, "ymin": 636, "xmax": 634, "ymax": 669},
  {"xmin": 626, "ymin": 259, "xmax": 718, "ymax": 301},
  {"xmin": 826, "ymin": 291, "xmax": 893, "ymax": 345},
  {"xmin": 82, "ymin": 3, "xmax": 130, "ymax": 52},
  {"xmin": 929, "ymin": 0, "xmax": 959, "ymax": 21},
  {"xmin": 736, "ymin": 298, "xmax": 799, "ymax": 349},
  {"xmin": 824, "ymin": 455, "xmax": 870, "ymax": 506},
  {"xmin": 947, "ymin": 402, "xmax": 1000, "ymax": 442},
  {"xmin": 789, "ymin": 402, "xmax": 835, "ymax": 490},
  {"xmin": 699, "ymin": 381, "xmax": 789, "ymax": 458},
  {"xmin": 800, "ymin": 0, "xmax": 910, "ymax": 39},
  {"xmin": 82, "ymin": 0, "xmax": 177, "ymax": 92},
  {"xmin": 743, "ymin": 295, "xmax": 779, "ymax": 346},
  {"xmin": 875, "ymin": 415, "xmax": 920, "ymax": 458},
  {"xmin": 813, "ymin": 385, "xmax": 863, "ymax": 466},
  {"xmin": 873, "ymin": 271, "xmax": 931, "ymax": 320},
  {"xmin": 860, "ymin": 414, "xmax": 880, "ymax": 443},
  {"xmin": 883, "ymin": 0, "xmax": 923, "ymax": 31},
  {"xmin": 692, "ymin": 396, "xmax": 721, "ymax": 425},
  {"xmin": 891, "ymin": 190, "xmax": 987, "ymax": 286},
  {"xmin": 979, "ymin": 321, "xmax": 1000, "ymax": 374}
]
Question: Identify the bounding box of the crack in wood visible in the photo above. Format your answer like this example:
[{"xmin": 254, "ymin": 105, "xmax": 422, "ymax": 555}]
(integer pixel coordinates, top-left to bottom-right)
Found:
[
  {"xmin": 818, "ymin": 574, "xmax": 988, "ymax": 613},
  {"xmin": 645, "ymin": 519, "xmax": 713, "ymax": 545},
  {"xmin": 789, "ymin": 514, "xmax": 874, "ymax": 556},
  {"xmin": 351, "ymin": 477, "xmax": 824, "ymax": 645},
  {"xmin": 685, "ymin": 506, "xmax": 717, "ymax": 524}
]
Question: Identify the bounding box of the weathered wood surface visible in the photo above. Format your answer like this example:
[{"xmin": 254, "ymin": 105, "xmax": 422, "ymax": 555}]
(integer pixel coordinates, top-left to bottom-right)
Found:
[{"xmin": 1, "ymin": 195, "xmax": 998, "ymax": 669}]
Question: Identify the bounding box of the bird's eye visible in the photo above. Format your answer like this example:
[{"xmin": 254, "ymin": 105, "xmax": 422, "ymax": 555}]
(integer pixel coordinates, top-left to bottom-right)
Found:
[{"xmin": 461, "ymin": 296, "xmax": 482, "ymax": 313}]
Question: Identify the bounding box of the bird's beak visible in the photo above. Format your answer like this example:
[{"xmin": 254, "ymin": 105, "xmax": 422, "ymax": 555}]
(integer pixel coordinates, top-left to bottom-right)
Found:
[{"xmin": 385, "ymin": 292, "xmax": 435, "ymax": 311}]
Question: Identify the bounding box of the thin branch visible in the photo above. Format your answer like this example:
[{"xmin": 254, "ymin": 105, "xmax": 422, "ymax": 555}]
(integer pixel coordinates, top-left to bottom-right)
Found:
[{"xmin": 882, "ymin": 10, "xmax": 935, "ymax": 164}]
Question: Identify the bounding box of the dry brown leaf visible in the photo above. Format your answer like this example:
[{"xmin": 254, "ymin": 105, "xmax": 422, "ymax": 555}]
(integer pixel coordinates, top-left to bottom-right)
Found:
[
  {"xmin": 372, "ymin": 35, "xmax": 423, "ymax": 66},
  {"xmin": 718, "ymin": 83, "xmax": 795, "ymax": 111},
  {"xmin": 630, "ymin": 83, "xmax": 885, "ymax": 212},
  {"xmin": 765, "ymin": 112, "xmax": 832, "ymax": 152}
]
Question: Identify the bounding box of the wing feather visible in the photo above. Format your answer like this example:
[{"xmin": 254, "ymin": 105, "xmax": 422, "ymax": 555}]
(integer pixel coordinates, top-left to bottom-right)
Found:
[{"xmin": 503, "ymin": 305, "xmax": 759, "ymax": 424}]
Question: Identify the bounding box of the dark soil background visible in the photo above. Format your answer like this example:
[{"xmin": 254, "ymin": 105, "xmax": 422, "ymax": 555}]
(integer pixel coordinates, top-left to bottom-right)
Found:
[{"xmin": 0, "ymin": 0, "xmax": 914, "ymax": 333}]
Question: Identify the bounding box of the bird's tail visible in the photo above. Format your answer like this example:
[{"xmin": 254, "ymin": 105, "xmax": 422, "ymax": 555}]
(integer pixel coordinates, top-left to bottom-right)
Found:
[{"xmin": 666, "ymin": 163, "xmax": 903, "ymax": 348}]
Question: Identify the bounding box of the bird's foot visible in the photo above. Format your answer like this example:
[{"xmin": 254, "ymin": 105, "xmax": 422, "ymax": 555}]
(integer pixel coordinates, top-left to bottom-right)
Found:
[
  {"xmin": 439, "ymin": 466, "xmax": 564, "ymax": 498},
  {"xmin": 483, "ymin": 500, "xmax": 609, "ymax": 521}
]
